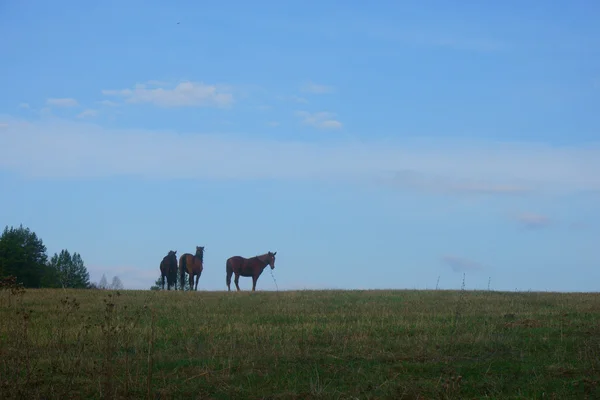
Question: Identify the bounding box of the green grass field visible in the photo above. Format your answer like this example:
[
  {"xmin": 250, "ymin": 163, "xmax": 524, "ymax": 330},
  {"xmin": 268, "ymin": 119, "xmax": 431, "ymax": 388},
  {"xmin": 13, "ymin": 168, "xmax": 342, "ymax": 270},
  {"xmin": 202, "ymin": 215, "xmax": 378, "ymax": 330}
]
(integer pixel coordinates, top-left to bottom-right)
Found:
[{"xmin": 1, "ymin": 286, "xmax": 599, "ymax": 399}]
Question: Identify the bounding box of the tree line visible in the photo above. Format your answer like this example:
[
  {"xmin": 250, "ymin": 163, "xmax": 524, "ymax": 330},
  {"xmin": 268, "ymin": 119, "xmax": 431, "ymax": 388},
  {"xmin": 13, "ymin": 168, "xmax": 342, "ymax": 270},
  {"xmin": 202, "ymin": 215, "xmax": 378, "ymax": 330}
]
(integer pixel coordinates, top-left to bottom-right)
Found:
[{"xmin": 0, "ymin": 224, "xmax": 122, "ymax": 289}]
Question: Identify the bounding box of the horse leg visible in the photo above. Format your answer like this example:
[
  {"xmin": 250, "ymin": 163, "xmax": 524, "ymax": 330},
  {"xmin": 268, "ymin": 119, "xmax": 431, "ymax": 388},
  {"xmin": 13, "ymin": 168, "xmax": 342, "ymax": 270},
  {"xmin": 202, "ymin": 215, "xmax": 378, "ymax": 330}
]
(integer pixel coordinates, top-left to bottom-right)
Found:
[
  {"xmin": 252, "ymin": 275, "xmax": 257, "ymax": 291},
  {"xmin": 234, "ymin": 273, "xmax": 241, "ymax": 291},
  {"xmin": 161, "ymin": 274, "xmax": 165, "ymax": 290},
  {"xmin": 194, "ymin": 271, "xmax": 201, "ymax": 291},
  {"xmin": 226, "ymin": 269, "xmax": 233, "ymax": 291},
  {"xmin": 189, "ymin": 273, "xmax": 194, "ymax": 291}
]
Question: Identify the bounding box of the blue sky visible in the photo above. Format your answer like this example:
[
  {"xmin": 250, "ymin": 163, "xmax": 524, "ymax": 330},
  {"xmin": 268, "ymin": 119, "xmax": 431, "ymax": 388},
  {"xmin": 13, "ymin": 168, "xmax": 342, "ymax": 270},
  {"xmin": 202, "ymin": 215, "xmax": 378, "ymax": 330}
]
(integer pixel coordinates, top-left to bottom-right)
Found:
[{"xmin": 1, "ymin": 1, "xmax": 599, "ymax": 291}]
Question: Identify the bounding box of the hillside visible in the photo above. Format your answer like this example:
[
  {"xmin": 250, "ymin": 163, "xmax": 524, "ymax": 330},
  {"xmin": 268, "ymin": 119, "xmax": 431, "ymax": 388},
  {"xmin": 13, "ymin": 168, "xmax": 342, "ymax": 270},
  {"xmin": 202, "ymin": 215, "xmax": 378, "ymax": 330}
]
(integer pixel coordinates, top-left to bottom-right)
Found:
[{"xmin": 1, "ymin": 287, "xmax": 599, "ymax": 399}]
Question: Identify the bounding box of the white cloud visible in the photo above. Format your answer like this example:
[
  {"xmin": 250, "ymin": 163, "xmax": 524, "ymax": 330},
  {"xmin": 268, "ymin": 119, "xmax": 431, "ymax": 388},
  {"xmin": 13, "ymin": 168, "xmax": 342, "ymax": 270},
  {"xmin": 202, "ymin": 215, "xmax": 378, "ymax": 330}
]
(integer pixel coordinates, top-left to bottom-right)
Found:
[
  {"xmin": 102, "ymin": 81, "xmax": 234, "ymax": 108},
  {"xmin": 267, "ymin": 121, "xmax": 280, "ymax": 127},
  {"xmin": 46, "ymin": 98, "xmax": 79, "ymax": 107},
  {"xmin": 77, "ymin": 109, "xmax": 98, "ymax": 119},
  {"xmin": 0, "ymin": 116, "xmax": 600, "ymax": 198},
  {"xmin": 0, "ymin": 123, "xmax": 8, "ymax": 129},
  {"xmin": 19, "ymin": 103, "xmax": 30, "ymax": 109},
  {"xmin": 301, "ymin": 81, "xmax": 335, "ymax": 94},
  {"xmin": 296, "ymin": 111, "xmax": 343, "ymax": 129},
  {"xmin": 442, "ymin": 255, "xmax": 485, "ymax": 272}
]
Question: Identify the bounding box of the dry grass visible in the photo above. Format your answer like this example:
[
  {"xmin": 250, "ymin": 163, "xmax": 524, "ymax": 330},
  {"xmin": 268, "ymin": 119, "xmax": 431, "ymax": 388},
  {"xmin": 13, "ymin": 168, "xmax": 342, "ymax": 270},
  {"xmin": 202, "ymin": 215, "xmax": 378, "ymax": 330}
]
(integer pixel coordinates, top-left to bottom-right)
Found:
[{"xmin": 1, "ymin": 283, "xmax": 600, "ymax": 399}]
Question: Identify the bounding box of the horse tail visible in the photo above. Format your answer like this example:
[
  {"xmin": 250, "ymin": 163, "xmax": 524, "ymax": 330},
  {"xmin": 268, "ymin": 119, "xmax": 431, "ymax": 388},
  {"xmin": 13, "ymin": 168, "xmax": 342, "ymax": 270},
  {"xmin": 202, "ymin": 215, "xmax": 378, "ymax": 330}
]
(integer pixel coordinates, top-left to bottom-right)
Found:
[
  {"xmin": 180, "ymin": 255, "xmax": 187, "ymax": 289},
  {"xmin": 226, "ymin": 258, "xmax": 232, "ymax": 286}
]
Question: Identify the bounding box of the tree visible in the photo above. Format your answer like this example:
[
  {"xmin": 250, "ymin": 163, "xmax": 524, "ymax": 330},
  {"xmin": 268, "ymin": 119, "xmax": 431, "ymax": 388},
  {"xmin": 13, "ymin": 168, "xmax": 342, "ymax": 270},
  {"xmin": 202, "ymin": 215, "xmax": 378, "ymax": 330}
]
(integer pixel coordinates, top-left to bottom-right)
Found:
[
  {"xmin": 110, "ymin": 276, "xmax": 124, "ymax": 290},
  {"xmin": 150, "ymin": 274, "xmax": 190, "ymax": 291},
  {"xmin": 98, "ymin": 274, "xmax": 108, "ymax": 289},
  {"xmin": 0, "ymin": 224, "xmax": 50, "ymax": 288},
  {"xmin": 48, "ymin": 249, "xmax": 91, "ymax": 289},
  {"xmin": 150, "ymin": 276, "xmax": 162, "ymax": 291}
]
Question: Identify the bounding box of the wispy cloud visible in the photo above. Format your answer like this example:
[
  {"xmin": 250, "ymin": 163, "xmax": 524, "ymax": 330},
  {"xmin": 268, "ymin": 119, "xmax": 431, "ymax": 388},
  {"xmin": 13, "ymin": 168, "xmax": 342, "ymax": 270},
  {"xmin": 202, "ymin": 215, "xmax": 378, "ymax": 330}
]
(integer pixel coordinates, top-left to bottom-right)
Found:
[
  {"xmin": 102, "ymin": 81, "xmax": 234, "ymax": 108},
  {"xmin": 391, "ymin": 170, "xmax": 531, "ymax": 196},
  {"xmin": 47, "ymin": 98, "xmax": 79, "ymax": 107},
  {"xmin": 18, "ymin": 103, "xmax": 30, "ymax": 109},
  {"xmin": 267, "ymin": 121, "xmax": 280, "ymax": 127},
  {"xmin": 301, "ymin": 81, "xmax": 335, "ymax": 94},
  {"xmin": 1, "ymin": 117, "xmax": 600, "ymax": 198},
  {"xmin": 424, "ymin": 36, "xmax": 507, "ymax": 52},
  {"xmin": 277, "ymin": 95, "xmax": 308, "ymax": 104},
  {"xmin": 353, "ymin": 19, "xmax": 508, "ymax": 53},
  {"xmin": 570, "ymin": 221, "xmax": 592, "ymax": 230},
  {"xmin": 77, "ymin": 109, "xmax": 98, "ymax": 119},
  {"xmin": 296, "ymin": 111, "xmax": 343, "ymax": 130},
  {"xmin": 514, "ymin": 213, "xmax": 551, "ymax": 230},
  {"xmin": 441, "ymin": 255, "xmax": 485, "ymax": 272},
  {"xmin": 98, "ymin": 100, "xmax": 119, "ymax": 107}
]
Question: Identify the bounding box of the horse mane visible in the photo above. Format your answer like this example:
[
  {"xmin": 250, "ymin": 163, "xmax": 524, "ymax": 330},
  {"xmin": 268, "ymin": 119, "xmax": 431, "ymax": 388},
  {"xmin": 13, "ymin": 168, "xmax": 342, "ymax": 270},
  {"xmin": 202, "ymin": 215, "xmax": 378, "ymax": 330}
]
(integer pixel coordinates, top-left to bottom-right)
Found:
[
  {"xmin": 254, "ymin": 253, "xmax": 270, "ymax": 264},
  {"xmin": 195, "ymin": 248, "xmax": 204, "ymax": 262}
]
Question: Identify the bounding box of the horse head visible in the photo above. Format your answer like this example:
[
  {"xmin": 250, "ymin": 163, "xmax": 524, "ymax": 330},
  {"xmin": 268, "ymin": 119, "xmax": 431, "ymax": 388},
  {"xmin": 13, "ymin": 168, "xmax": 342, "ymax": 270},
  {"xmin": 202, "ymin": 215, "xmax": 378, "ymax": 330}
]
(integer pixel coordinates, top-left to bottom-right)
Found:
[
  {"xmin": 266, "ymin": 251, "xmax": 277, "ymax": 270},
  {"xmin": 195, "ymin": 246, "xmax": 205, "ymax": 259}
]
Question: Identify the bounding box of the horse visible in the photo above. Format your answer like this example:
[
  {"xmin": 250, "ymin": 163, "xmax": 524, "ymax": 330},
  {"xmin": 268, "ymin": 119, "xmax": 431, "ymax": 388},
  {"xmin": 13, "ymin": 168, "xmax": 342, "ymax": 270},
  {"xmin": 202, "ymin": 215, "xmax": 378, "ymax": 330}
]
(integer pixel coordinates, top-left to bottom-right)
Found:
[
  {"xmin": 159, "ymin": 250, "xmax": 178, "ymax": 290},
  {"xmin": 226, "ymin": 251, "xmax": 277, "ymax": 292},
  {"xmin": 179, "ymin": 246, "xmax": 205, "ymax": 291}
]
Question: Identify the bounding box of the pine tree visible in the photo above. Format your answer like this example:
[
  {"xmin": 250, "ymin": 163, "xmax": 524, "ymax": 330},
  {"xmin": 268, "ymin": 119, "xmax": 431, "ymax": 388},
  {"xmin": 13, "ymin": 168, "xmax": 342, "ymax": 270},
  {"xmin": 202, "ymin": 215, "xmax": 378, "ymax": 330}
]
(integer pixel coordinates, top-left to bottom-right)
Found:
[
  {"xmin": 150, "ymin": 274, "xmax": 190, "ymax": 291},
  {"xmin": 71, "ymin": 252, "xmax": 90, "ymax": 288},
  {"xmin": 48, "ymin": 249, "xmax": 91, "ymax": 289},
  {"xmin": 150, "ymin": 276, "xmax": 162, "ymax": 291},
  {"xmin": 0, "ymin": 224, "xmax": 50, "ymax": 287}
]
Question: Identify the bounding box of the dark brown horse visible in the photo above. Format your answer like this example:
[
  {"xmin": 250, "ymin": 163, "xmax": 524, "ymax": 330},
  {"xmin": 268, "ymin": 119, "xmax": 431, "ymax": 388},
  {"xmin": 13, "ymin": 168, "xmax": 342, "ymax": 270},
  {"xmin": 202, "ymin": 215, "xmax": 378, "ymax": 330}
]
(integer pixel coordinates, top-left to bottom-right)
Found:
[
  {"xmin": 159, "ymin": 250, "xmax": 178, "ymax": 290},
  {"xmin": 179, "ymin": 246, "xmax": 205, "ymax": 291},
  {"xmin": 226, "ymin": 251, "xmax": 276, "ymax": 291}
]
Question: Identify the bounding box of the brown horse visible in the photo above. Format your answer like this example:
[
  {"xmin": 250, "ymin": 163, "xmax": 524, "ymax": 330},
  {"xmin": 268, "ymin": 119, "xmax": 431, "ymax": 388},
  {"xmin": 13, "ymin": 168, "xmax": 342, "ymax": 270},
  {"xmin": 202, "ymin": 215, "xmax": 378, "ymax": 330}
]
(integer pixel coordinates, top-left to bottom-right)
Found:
[
  {"xmin": 179, "ymin": 246, "xmax": 205, "ymax": 291},
  {"xmin": 159, "ymin": 250, "xmax": 178, "ymax": 290},
  {"xmin": 226, "ymin": 251, "xmax": 276, "ymax": 291}
]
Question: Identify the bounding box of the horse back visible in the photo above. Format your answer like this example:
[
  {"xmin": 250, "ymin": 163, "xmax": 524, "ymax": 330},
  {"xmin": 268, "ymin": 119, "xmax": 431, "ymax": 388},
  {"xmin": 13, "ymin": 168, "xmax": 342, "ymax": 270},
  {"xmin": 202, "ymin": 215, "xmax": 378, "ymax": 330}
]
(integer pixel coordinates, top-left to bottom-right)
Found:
[
  {"xmin": 226, "ymin": 256, "xmax": 245, "ymax": 269},
  {"xmin": 161, "ymin": 255, "xmax": 176, "ymax": 273},
  {"xmin": 227, "ymin": 256, "xmax": 258, "ymax": 276},
  {"xmin": 179, "ymin": 253, "xmax": 189, "ymax": 265}
]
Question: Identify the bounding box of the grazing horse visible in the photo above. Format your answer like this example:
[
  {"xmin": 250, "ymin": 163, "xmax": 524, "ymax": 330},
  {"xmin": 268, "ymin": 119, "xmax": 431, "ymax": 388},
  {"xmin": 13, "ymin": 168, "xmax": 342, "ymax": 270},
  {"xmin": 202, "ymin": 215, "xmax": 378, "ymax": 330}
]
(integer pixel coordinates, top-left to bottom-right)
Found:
[
  {"xmin": 159, "ymin": 250, "xmax": 178, "ymax": 290},
  {"xmin": 179, "ymin": 246, "xmax": 205, "ymax": 291},
  {"xmin": 226, "ymin": 251, "xmax": 277, "ymax": 292}
]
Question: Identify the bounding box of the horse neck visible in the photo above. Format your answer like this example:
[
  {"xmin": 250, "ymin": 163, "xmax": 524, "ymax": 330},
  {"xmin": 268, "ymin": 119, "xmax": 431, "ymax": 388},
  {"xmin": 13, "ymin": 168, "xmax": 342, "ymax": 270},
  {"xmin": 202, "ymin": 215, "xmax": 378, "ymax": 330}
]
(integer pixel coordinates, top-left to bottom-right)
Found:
[
  {"xmin": 254, "ymin": 255, "xmax": 269, "ymax": 269},
  {"xmin": 194, "ymin": 252, "xmax": 204, "ymax": 262}
]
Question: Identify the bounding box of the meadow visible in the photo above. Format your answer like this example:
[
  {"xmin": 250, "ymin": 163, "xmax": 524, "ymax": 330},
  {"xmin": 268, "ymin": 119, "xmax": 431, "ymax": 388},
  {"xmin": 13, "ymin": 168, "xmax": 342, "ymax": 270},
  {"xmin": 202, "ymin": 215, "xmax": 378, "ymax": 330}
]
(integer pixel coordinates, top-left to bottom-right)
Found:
[{"xmin": 1, "ymin": 283, "xmax": 599, "ymax": 399}]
